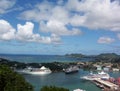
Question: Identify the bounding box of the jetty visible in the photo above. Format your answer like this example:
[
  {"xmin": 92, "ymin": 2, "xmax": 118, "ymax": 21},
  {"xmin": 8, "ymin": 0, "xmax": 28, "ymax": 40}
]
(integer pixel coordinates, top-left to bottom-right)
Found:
[{"xmin": 93, "ymin": 78, "xmax": 119, "ymax": 91}]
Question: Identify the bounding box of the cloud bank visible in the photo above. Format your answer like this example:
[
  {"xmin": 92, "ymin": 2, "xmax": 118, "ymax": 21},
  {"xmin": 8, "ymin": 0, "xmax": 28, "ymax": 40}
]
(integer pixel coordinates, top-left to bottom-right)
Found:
[
  {"xmin": 1, "ymin": 0, "xmax": 120, "ymax": 44},
  {"xmin": 20, "ymin": 0, "xmax": 120, "ymax": 32},
  {"xmin": 98, "ymin": 36, "xmax": 115, "ymax": 44},
  {"xmin": 19, "ymin": 0, "xmax": 120, "ymax": 44},
  {"xmin": 0, "ymin": 20, "xmax": 61, "ymax": 44},
  {"xmin": 0, "ymin": 0, "xmax": 16, "ymax": 14}
]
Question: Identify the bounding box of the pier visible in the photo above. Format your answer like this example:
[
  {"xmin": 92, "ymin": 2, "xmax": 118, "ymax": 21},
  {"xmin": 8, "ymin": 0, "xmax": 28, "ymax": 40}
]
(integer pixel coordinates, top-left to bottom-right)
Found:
[{"xmin": 93, "ymin": 78, "xmax": 119, "ymax": 91}]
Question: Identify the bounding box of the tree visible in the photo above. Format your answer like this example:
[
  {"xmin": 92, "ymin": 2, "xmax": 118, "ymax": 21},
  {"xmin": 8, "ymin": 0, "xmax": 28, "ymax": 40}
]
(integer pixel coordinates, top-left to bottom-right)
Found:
[
  {"xmin": 40, "ymin": 86, "xmax": 69, "ymax": 91},
  {"xmin": 0, "ymin": 65, "xmax": 33, "ymax": 91}
]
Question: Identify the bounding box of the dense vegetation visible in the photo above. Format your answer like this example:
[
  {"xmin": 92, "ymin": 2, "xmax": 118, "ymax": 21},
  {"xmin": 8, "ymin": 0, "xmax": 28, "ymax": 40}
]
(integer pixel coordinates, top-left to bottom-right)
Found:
[
  {"xmin": 0, "ymin": 65, "xmax": 33, "ymax": 91},
  {"xmin": 0, "ymin": 64, "xmax": 69, "ymax": 91},
  {"xmin": 95, "ymin": 53, "xmax": 120, "ymax": 63},
  {"xmin": 40, "ymin": 86, "xmax": 69, "ymax": 91},
  {"xmin": 0, "ymin": 58, "xmax": 64, "ymax": 72}
]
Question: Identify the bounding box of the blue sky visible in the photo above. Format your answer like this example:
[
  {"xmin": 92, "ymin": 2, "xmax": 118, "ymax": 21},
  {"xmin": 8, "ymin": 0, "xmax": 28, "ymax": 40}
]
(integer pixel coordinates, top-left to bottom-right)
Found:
[{"xmin": 0, "ymin": 0, "xmax": 120, "ymax": 55}]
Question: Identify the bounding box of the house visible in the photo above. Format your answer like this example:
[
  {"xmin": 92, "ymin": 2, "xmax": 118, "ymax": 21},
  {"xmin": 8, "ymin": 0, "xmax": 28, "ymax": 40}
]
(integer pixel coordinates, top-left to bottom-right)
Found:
[
  {"xmin": 103, "ymin": 67, "xmax": 110, "ymax": 72},
  {"xmin": 112, "ymin": 68, "xmax": 119, "ymax": 72},
  {"xmin": 96, "ymin": 65, "xmax": 102, "ymax": 71}
]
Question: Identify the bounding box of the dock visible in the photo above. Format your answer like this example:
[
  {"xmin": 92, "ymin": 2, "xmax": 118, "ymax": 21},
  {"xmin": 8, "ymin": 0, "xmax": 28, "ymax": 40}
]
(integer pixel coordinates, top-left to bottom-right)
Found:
[{"xmin": 93, "ymin": 78, "xmax": 119, "ymax": 91}]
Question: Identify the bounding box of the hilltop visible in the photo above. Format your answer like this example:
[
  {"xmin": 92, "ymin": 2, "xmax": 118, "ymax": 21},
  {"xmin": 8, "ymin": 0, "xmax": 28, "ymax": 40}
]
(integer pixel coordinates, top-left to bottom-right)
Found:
[{"xmin": 65, "ymin": 53, "xmax": 120, "ymax": 63}]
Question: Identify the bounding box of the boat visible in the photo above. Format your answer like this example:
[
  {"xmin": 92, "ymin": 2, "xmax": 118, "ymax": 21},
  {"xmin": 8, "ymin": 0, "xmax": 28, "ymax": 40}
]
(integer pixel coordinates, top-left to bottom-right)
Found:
[
  {"xmin": 17, "ymin": 66, "xmax": 52, "ymax": 75},
  {"xmin": 73, "ymin": 88, "xmax": 86, "ymax": 91},
  {"xmin": 81, "ymin": 71, "xmax": 110, "ymax": 80},
  {"xmin": 64, "ymin": 66, "xmax": 79, "ymax": 74}
]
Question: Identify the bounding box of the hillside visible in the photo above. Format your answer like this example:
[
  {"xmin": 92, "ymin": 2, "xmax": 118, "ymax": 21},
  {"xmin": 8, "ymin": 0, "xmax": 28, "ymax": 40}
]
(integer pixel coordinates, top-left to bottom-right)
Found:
[{"xmin": 65, "ymin": 53, "xmax": 120, "ymax": 62}]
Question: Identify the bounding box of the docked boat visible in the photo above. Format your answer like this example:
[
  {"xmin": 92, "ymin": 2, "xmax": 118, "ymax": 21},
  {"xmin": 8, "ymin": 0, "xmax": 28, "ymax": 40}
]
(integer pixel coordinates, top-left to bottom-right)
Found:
[
  {"xmin": 64, "ymin": 66, "xmax": 79, "ymax": 74},
  {"xmin": 81, "ymin": 71, "xmax": 110, "ymax": 80},
  {"xmin": 73, "ymin": 88, "xmax": 86, "ymax": 91},
  {"xmin": 17, "ymin": 66, "xmax": 52, "ymax": 75}
]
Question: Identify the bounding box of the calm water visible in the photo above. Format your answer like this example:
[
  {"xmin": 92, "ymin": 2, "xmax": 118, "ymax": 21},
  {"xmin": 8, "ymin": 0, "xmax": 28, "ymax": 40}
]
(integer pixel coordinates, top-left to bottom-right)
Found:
[
  {"xmin": 23, "ymin": 70, "xmax": 120, "ymax": 91},
  {"xmin": 0, "ymin": 54, "xmax": 120, "ymax": 91},
  {"xmin": 0, "ymin": 55, "xmax": 79, "ymax": 63},
  {"xmin": 24, "ymin": 69, "xmax": 102, "ymax": 91},
  {"xmin": 0, "ymin": 54, "xmax": 94, "ymax": 63}
]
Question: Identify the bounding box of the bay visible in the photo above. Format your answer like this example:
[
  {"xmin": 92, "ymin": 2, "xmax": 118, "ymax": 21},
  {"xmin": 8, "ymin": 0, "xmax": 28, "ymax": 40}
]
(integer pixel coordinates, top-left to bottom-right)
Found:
[
  {"xmin": 24, "ymin": 69, "xmax": 102, "ymax": 91},
  {"xmin": 1, "ymin": 54, "xmax": 120, "ymax": 91},
  {"xmin": 0, "ymin": 54, "xmax": 94, "ymax": 63},
  {"xmin": 24, "ymin": 70, "xmax": 120, "ymax": 91}
]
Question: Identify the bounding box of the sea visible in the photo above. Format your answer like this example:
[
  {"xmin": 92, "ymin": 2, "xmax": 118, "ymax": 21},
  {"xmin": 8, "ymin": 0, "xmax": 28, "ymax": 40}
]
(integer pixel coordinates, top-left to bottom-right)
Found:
[{"xmin": 0, "ymin": 54, "xmax": 120, "ymax": 91}]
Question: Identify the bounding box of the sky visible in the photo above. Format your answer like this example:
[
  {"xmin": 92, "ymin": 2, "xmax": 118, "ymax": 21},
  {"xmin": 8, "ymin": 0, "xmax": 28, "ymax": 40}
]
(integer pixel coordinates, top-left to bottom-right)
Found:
[{"xmin": 0, "ymin": 0, "xmax": 120, "ymax": 55}]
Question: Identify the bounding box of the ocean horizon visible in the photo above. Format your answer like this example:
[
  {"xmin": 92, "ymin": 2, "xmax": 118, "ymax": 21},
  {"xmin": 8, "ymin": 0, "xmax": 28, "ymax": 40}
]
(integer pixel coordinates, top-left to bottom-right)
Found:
[{"xmin": 0, "ymin": 54, "xmax": 94, "ymax": 63}]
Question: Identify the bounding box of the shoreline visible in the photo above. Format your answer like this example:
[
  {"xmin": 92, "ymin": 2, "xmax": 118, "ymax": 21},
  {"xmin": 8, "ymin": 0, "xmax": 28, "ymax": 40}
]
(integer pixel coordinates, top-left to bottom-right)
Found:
[{"xmin": 0, "ymin": 57, "xmax": 120, "ymax": 73}]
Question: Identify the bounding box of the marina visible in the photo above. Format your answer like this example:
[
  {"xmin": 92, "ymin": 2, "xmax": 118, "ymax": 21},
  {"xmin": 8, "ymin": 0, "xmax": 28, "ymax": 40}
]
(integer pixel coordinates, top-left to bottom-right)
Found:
[
  {"xmin": 93, "ymin": 79, "xmax": 119, "ymax": 90},
  {"xmin": 81, "ymin": 71, "xmax": 120, "ymax": 91},
  {"xmin": 1, "ymin": 54, "xmax": 120, "ymax": 91},
  {"xmin": 24, "ymin": 69, "xmax": 102, "ymax": 91}
]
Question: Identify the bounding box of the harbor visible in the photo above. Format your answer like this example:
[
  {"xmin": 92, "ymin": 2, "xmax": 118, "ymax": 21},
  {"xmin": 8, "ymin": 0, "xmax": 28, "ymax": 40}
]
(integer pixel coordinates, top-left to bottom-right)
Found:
[
  {"xmin": 1, "ymin": 54, "xmax": 120, "ymax": 91},
  {"xmin": 93, "ymin": 78, "xmax": 119, "ymax": 91},
  {"xmin": 81, "ymin": 70, "xmax": 120, "ymax": 91}
]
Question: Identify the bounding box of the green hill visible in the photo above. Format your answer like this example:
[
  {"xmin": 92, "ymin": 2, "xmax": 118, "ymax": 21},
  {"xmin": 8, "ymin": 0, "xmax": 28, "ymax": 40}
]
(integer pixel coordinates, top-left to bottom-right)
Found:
[{"xmin": 0, "ymin": 65, "xmax": 33, "ymax": 91}]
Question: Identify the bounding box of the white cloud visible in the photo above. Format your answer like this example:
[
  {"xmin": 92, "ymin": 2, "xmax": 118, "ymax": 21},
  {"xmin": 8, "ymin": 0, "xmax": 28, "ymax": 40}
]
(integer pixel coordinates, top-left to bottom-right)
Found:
[
  {"xmin": 0, "ymin": 0, "xmax": 16, "ymax": 14},
  {"xmin": 67, "ymin": 0, "xmax": 120, "ymax": 31},
  {"xmin": 50, "ymin": 6, "xmax": 69, "ymax": 24},
  {"xmin": 50, "ymin": 34, "xmax": 61, "ymax": 44},
  {"xmin": 117, "ymin": 33, "xmax": 120, "ymax": 40},
  {"xmin": 0, "ymin": 19, "xmax": 16, "ymax": 40},
  {"xmin": 16, "ymin": 22, "xmax": 35, "ymax": 42},
  {"xmin": 20, "ymin": 1, "xmax": 52, "ymax": 22},
  {"xmin": 16, "ymin": 22, "xmax": 61, "ymax": 44},
  {"xmin": 19, "ymin": 0, "xmax": 120, "ymax": 37},
  {"xmin": 16, "ymin": 0, "xmax": 120, "ymax": 45},
  {"xmin": 40, "ymin": 6, "xmax": 82, "ymax": 36},
  {"xmin": 98, "ymin": 36, "xmax": 115, "ymax": 44},
  {"xmin": 20, "ymin": 1, "xmax": 81, "ymax": 36},
  {"xmin": 40, "ymin": 20, "xmax": 81, "ymax": 36},
  {"xmin": 0, "ymin": 19, "xmax": 61, "ymax": 44},
  {"xmin": 57, "ymin": 0, "xmax": 64, "ymax": 5}
]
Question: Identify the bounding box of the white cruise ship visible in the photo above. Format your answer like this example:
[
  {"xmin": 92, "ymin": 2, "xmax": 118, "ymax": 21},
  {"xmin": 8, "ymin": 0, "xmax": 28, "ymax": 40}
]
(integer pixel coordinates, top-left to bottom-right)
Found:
[
  {"xmin": 73, "ymin": 88, "xmax": 86, "ymax": 91},
  {"xmin": 18, "ymin": 66, "xmax": 52, "ymax": 75},
  {"xmin": 81, "ymin": 71, "xmax": 110, "ymax": 80}
]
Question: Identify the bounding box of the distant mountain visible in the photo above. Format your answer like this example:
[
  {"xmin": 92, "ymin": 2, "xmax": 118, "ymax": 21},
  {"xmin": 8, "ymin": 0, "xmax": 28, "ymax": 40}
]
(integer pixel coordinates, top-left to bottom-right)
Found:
[
  {"xmin": 65, "ymin": 53, "xmax": 85, "ymax": 58},
  {"xmin": 97, "ymin": 53, "xmax": 119, "ymax": 58},
  {"xmin": 95, "ymin": 53, "xmax": 120, "ymax": 62},
  {"xmin": 65, "ymin": 53, "xmax": 120, "ymax": 62}
]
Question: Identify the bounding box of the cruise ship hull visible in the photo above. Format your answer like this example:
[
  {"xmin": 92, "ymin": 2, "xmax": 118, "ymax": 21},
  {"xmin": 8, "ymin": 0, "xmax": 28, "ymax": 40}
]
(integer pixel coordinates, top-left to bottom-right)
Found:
[
  {"xmin": 64, "ymin": 66, "xmax": 79, "ymax": 74},
  {"xmin": 17, "ymin": 66, "xmax": 52, "ymax": 75},
  {"xmin": 22, "ymin": 70, "xmax": 52, "ymax": 75},
  {"xmin": 65, "ymin": 70, "xmax": 78, "ymax": 74}
]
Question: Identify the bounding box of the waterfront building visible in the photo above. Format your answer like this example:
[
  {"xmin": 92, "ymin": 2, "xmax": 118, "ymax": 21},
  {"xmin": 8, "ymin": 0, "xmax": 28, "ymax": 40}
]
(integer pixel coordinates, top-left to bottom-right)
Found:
[
  {"xmin": 112, "ymin": 68, "xmax": 120, "ymax": 72},
  {"xmin": 96, "ymin": 65, "xmax": 102, "ymax": 71}
]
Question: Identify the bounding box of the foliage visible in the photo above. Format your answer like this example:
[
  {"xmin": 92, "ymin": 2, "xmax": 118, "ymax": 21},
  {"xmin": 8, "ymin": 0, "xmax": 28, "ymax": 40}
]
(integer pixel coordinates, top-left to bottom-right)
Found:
[
  {"xmin": 95, "ymin": 53, "xmax": 120, "ymax": 62},
  {"xmin": 40, "ymin": 86, "xmax": 69, "ymax": 91},
  {"xmin": 0, "ymin": 65, "xmax": 33, "ymax": 91}
]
